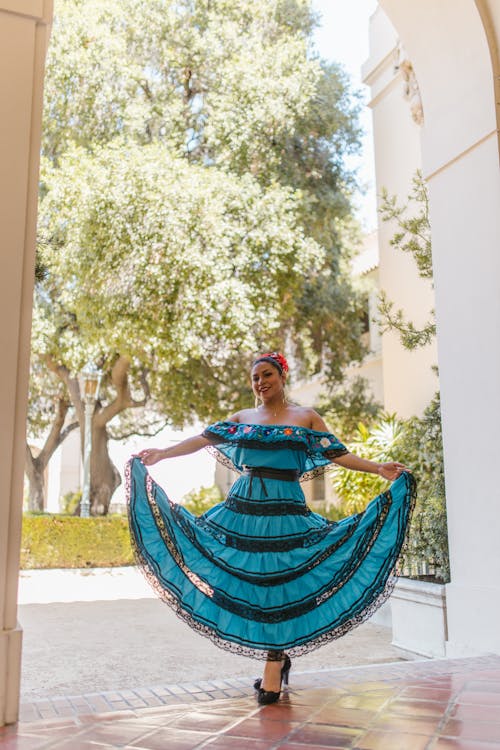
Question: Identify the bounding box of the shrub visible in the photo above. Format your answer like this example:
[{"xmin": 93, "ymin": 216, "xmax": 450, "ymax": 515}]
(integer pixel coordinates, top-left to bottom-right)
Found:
[
  {"xmin": 332, "ymin": 414, "xmax": 405, "ymax": 513},
  {"xmin": 181, "ymin": 485, "xmax": 223, "ymax": 515},
  {"xmin": 311, "ymin": 502, "xmax": 345, "ymax": 523},
  {"xmin": 60, "ymin": 490, "xmax": 82, "ymax": 515},
  {"xmin": 396, "ymin": 393, "xmax": 449, "ymax": 582},
  {"xmin": 21, "ymin": 514, "xmax": 134, "ymax": 569},
  {"xmin": 330, "ymin": 396, "xmax": 449, "ymax": 583}
]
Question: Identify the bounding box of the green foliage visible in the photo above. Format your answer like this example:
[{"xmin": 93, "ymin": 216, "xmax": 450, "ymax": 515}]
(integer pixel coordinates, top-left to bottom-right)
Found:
[
  {"xmin": 378, "ymin": 171, "xmax": 436, "ymax": 350},
  {"xmin": 332, "ymin": 414, "xmax": 404, "ymax": 514},
  {"xmin": 396, "ymin": 393, "xmax": 449, "ymax": 582},
  {"xmin": 60, "ymin": 490, "xmax": 81, "ymax": 515},
  {"xmin": 320, "ymin": 376, "xmax": 381, "ymax": 442},
  {"xmin": 38, "ymin": 141, "xmax": 325, "ymax": 425},
  {"xmin": 181, "ymin": 485, "xmax": 223, "ymax": 515},
  {"xmin": 29, "ymin": 0, "xmax": 366, "ymax": 507},
  {"xmin": 310, "ymin": 502, "xmax": 345, "ymax": 523},
  {"xmin": 329, "ymin": 396, "xmax": 449, "ymax": 582},
  {"xmin": 21, "ymin": 514, "xmax": 134, "ymax": 569}
]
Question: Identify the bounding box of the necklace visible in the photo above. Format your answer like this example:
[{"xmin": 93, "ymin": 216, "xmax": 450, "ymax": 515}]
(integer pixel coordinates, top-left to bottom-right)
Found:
[{"xmin": 262, "ymin": 399, "xmax": 288, "ymax": 419}]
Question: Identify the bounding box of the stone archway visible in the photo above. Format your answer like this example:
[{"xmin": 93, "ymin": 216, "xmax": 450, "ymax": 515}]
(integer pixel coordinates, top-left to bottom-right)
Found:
[{"xmin": 379, "ymin": 0, "xmax": 500, "ymax": 656}]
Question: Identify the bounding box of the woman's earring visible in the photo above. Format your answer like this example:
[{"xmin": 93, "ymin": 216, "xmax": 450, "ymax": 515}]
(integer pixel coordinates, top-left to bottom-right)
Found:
[{"xmin": 255, "ymin": 395, "xmax": 260, "ymax": 409}]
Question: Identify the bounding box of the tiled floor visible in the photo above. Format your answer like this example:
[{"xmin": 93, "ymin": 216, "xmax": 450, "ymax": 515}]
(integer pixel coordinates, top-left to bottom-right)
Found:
[{"xmin": 3, "ymin": 656, "xmax": 500, "ymax": 749}]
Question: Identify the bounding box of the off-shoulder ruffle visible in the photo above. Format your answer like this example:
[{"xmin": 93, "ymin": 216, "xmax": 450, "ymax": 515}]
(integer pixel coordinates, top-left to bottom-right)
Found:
[{"xmin": 202, "ymin": 421, "xmax": 348, "ymax": 479}]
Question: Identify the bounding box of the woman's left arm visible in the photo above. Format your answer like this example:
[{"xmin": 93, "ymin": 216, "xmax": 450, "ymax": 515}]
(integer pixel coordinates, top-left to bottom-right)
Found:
[
  {"xmin": 333, "ymin": 453, "xmax": 408, "ymax": 481},
  {"xmin": 309, "ymin": 410, "xmax": 409, "ymax": 481}
]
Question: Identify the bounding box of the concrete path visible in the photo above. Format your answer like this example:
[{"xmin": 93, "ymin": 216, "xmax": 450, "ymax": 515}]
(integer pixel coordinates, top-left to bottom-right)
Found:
[{"xmin": 18, "ymin": 567, "xmax": 406, "ymax": 701}]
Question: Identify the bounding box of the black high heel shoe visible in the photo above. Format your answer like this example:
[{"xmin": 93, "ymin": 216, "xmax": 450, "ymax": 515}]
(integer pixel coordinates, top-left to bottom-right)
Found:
[{"xmin": 254, "ymin": 653, "xmax": 291, "ymax": 705}]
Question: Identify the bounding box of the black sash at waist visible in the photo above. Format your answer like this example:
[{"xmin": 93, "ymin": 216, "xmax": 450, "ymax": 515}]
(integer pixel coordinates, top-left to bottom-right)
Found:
[
  {"xmin": 243, "ymin": 466, "xmax": 301, "ymax": 482},
  {"xmin": 242, "ymin": 466, "xmax": 301, "ymax": 498}
]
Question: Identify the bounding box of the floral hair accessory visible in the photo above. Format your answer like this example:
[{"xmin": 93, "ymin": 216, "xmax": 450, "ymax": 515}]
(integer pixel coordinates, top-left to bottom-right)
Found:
[{"xmin": 254, "ymin": 351, "xmax": 289, "ymax": 374}]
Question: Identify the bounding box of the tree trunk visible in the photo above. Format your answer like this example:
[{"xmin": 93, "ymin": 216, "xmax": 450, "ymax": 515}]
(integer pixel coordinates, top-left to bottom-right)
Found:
[
  {"xmin": 25, "ymin": 448, "xmax": 45, "ymax": 512},
  {"xmin": 90, "ymin": 422, "xmax": 121, "ymax": 515}
]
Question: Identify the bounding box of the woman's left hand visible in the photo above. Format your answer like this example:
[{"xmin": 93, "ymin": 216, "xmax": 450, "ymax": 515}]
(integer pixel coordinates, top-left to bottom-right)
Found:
[{"xmin": 378, "ymin": 462, "xmax": 409, "ymax": 481}]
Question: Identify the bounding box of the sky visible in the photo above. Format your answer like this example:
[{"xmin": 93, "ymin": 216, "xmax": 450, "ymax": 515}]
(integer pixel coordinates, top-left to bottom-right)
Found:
[{"xmin": 311, "ymin": 0, "xmax": 379, "ymax": 230}]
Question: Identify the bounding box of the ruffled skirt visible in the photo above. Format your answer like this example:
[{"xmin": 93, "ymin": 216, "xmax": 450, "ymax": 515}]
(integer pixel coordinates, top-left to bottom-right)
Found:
[{"xmin": 126, "ymin": 457, "xmax": 416, "ymax": 659}]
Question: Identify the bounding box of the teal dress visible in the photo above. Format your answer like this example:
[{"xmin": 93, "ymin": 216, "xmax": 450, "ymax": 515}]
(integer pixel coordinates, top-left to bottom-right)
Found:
[{"xmin": 126, "ymin": 421, "xmax": 416, "ymax": 659}]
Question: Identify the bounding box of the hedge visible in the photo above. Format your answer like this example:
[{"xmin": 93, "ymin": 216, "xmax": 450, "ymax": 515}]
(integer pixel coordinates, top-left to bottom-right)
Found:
[{"xmin": 21, "ymin": 514, "xmax": 134, "ymax": 569}]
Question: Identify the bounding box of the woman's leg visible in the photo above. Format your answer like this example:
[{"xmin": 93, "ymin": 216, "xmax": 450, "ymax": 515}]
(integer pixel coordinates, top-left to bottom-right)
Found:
[{"xmin": 261, "ymin": 650, "xmax": 285, "ymax": 692}]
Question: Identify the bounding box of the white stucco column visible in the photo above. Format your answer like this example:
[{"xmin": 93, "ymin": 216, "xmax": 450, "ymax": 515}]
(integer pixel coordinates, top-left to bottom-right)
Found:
[
  {"xmin": 379, "ymin": 0, "xmax": 500, "ymax": 655},
  {"xmin": 0, "ymin": 1, "xmax": 53, "ymax": 725}
]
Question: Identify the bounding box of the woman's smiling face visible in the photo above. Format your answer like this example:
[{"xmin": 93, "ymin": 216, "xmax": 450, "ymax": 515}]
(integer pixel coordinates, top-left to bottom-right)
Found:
[{"xmin": 251, "ymin": 361, "xmax": 285, "ymax": 402}]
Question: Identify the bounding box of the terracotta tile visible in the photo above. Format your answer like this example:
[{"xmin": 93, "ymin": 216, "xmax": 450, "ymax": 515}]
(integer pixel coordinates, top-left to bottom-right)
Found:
[
  {"xmin": 312, "ymin": 706, "xmax": 376, "ymax": 728},
  {"xmin": 77, "ymin": 710, "xmax": 138, "ymax": 724},
  {"xmin": 16, "ymin": 726, "xmax": 88, "ymax": 745},
  {"xmin": 287, "ymin": 723, "xmax": 362, "ymax": 748},
  {"xmin": 385, "ymin": 698, "xmax": 449, "ymax": 717},
  {"xmin": 17, "ymin": 718, "xmax": 80, "ymax": 730},
  {"xmin": 290, "ymin": 688, "xmax": 345, "ymax": 706},
  {"xmin": 464, "ymin": 681, "xmax": 500, "ymax": 693},
  {"xmin": 74, "ymin": 719, "xmax": 154, "ymax": 745},
  {"xmin": 450, "ymin": 703, "xmax": 500, "ymax": 722},
  {"xmin": 46, "ymin": 742, "xmax": 117, "ymax": 750},
  {"xmin": 209, "ymin": 704, "xmax": 256, "ymax": 717},
  {"xmin": 402, "ymin": 686, "xmax": 455, "ymax": 702},
  {"xmin": 334, "ymin": 693, "xmax": 392, "ymax": 711},
  {"xmin": 126, "ymin": 727, "xmax": 212, "ymax": 749},
  {"xmin": 457, "ymin": 691, "xmax": 500, "ymax": 706},
  {"xmin": 354, "ymin": 729, "xmax": 430, "ymax": 750},
  {"xmin": 224, "ymin": 717, "xmax": 298, "ymax": 741},
  {"xmin": 0, "ymin": 737, "xmax": 51, "ymax": 750},
  {"xmin": 166, "ymin": 711, "xmax": 237, "ymax": 732},
  {"xmin": 342, "ymin": 681, "xmax": 390, "ymax": 693},
  {"xmin": 433, "ymin": 739, "xmax": 500, "ymax": 749},
  {"xmin": 276, "ymin": 745, "xmax": 350, "ymax": 750},
  {"xmin": 202, "ymin": 738, "xmax": 274, "ymax": 750},
  {"xmin": 441, "ymin": 718, "xmax": 500, "ymax": 743},
  {"xmin": 372, "ymin": 712, "xmax": 440, "ymax": 735},
  {"xmin": 257, "ymin": 703, "xmax": 321, "ymax": 722}
]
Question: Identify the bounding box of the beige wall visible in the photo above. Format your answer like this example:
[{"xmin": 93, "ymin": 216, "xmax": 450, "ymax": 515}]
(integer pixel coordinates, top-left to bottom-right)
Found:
[
  {"xmin": 0, "ymin": 0, "xmax": 53, "ymax": 726},
  {"xmin": 363, "ymin": 8, "xmax": 438, "ymax": 418}
]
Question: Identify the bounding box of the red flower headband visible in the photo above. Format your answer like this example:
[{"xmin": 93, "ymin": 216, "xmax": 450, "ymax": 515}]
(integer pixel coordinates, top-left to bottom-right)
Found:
[{"xmin": 255, "ymin": 351, "xmax": 289, "ymax": 374}]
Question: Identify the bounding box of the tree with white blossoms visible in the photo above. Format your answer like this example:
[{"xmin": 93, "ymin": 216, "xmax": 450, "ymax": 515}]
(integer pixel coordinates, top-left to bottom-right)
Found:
[{"xmin": 29, "ymin": 0, "xmax": 366, "ymax": 513}]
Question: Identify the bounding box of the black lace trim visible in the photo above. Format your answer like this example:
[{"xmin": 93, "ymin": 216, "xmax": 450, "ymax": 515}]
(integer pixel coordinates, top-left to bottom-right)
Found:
[
  {"xmin": 127, "ymin": 461, "xmax": 417, "ymax": 660},
  {"xmin": 224, "ymin": 496, "xmax": 311, "ymax": 516},
  {"xmin": 205, "ymin": 444, "xmax": 242, "ymax": 474},
  {"xmin": 192, "ymin": 513, "xmax": 336, "ymax": 551}
]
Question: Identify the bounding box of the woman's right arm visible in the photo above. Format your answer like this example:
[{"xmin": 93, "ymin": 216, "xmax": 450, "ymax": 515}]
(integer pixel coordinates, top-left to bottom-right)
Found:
[{"xmin": 137, "ymin": 434, "xmax": 211, "ymax": 466}]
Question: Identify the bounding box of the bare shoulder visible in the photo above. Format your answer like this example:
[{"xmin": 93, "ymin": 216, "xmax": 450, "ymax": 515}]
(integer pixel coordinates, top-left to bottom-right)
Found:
[
  {"xmin": 286, "ymin": 405, "xmax": 325, "ymax": 429},
  {"xmin": 304, "ymin": 407, "xmax": 330, "ymax": 432},
  {"xmin": 226, "ymin": 408, "xmax": 258, "ymax": 423}
]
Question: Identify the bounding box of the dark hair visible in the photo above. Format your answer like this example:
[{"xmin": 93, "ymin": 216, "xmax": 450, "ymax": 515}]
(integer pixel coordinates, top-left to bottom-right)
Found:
[
  {"xmin": 252, "ymin": 356, "xmax": 283, "ymax": 374},
  {"xmin": 251, "ymin": 352, "xmax": 289, "ymax": 375}
]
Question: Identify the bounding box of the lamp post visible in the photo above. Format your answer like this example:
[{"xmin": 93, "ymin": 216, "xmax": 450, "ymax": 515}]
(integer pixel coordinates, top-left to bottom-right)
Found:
[{"xmin": 80, "ymin": 362, "xmax": 102, "ymax": 518}]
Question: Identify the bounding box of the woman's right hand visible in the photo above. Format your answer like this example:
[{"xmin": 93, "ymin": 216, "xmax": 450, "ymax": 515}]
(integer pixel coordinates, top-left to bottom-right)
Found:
[{"xmin": 136, "ymin": 448, "xmax": 167, "ymax": 466}]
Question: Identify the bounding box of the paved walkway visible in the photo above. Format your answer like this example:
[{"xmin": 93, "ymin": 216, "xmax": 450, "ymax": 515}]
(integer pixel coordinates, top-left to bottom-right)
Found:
[
  {"xmin": 3, "ymin": 655, "xmax": 500, "ymax": 749},
  {"xmin": 18, "ymin": 568, "xmax": 400, "ymax": 701}
]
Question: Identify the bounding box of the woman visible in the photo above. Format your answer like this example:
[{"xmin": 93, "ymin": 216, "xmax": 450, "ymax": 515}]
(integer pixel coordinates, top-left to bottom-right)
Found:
[{"xmin": 129, "ymin": 352, "xmax": 414, "ymax": 705}]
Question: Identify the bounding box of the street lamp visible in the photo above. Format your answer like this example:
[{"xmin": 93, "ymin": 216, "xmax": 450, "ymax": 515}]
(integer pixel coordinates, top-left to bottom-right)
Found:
[{"xmin": 80, "ymin": 362, "xmax": 102, "ymax": 518}]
